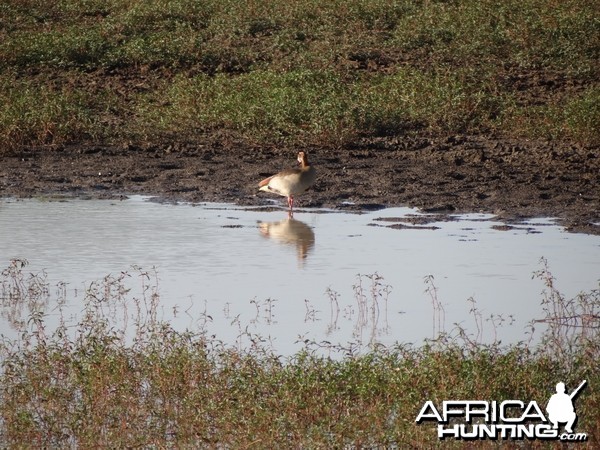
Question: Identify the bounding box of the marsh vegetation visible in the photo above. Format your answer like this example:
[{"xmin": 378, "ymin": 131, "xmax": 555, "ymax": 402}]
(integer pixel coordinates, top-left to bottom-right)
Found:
[
  {"xmin": 1, "ymin": 0, "xmax": 598, "ymax": 149},
  {"xmin": 1, "ymin": 259, "xmax": 598, "ymax": 447}
]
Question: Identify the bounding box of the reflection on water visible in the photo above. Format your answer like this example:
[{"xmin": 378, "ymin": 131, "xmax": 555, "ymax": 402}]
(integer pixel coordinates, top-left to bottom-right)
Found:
[
  {"xmin": 258, "ymin": 215, "xmax": 315, "ymax": 264},
  {"xmin": 0, "ymin": 196, "xmax": 599, "ymax": 355},
  {"xmin": 324, "ymin": 273, "xmax": 392, "ymax": 349},
  {"xmin": 0, "ymin": 259, "xmax": 52, "ymax": 331}
]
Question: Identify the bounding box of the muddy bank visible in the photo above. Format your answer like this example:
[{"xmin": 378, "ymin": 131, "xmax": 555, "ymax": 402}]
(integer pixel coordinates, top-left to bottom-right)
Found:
[{"xmin": 1, "ymin": 133, "xmax": 598, "ymax": 234}]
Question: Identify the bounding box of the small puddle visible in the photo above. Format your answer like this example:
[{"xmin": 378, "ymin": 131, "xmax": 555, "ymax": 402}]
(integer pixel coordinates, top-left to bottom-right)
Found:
[{"xmin": 1, "ymin": 196, "xmax": 599, "ymax": 354}]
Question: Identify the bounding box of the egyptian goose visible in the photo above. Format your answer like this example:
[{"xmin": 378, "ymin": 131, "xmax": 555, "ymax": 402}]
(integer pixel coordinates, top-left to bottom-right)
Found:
[
  {"xmin": 258, "ymin": 151, "xmax": 316, "ymax": 213},
  {"xmin": 258, "ymin": 217, "xmax": 315, "ymax": 262}
]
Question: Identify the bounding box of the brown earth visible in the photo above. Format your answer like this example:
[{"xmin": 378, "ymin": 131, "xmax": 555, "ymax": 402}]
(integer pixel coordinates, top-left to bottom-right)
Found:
[{"xmin": 1, "ymin": 133, "xmax": 598, "ymax": 234}]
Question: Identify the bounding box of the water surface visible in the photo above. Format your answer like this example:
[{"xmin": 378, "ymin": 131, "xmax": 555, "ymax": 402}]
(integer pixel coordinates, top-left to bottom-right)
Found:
[{"xmin": 1, "ymin": 196, "xmax": 598, "ymax": 354}]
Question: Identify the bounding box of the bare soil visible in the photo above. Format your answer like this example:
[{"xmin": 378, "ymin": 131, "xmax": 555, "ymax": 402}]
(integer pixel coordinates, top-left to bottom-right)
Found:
[{"xmin": 1, "ymin": 133, "xmax": 598, "ymax": 234}]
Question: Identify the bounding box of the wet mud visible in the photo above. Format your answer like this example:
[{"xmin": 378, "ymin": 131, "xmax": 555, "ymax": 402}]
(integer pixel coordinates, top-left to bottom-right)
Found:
[{"xmin": 1, "ymin": 133, "xmax": 598, "ymax": 234}]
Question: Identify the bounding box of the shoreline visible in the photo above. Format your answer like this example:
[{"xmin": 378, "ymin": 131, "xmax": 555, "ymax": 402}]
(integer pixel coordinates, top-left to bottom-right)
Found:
[{"xmin": 1, "ymin": 133, "xmax": 598, "ymax": 234}]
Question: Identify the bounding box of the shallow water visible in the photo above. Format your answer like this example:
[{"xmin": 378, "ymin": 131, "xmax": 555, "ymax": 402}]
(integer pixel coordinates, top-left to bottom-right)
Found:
[{"xmin": 1, "ymin": 196, "xmax": 599, "ymax": 354}]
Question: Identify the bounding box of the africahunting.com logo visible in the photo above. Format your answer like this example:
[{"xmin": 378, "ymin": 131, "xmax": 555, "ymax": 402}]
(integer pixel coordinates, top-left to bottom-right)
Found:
[{"xmin": 416, "ymin": 380, "xmax": 588, "ymax": 442}]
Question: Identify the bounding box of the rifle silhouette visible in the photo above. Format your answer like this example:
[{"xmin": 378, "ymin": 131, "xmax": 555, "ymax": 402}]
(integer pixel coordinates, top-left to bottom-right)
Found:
[{"xmin": 570, "ymin": 380, "xmax": 587, "ymax": 400}]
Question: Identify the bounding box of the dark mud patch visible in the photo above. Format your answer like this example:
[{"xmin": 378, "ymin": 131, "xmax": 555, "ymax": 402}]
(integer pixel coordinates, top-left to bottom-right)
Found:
[
  {"xmin": 1, "ymin": 133, "xmax": 598, "ymax": 234},
  {"xmin": 371, "ymin": 215, "xmax": 448, "ymax": 230},
  {"xmin": 369, "ymin": 222, "xmax": 441, "ymax": 231},
  {"xmin": 373, "ymin": 214, "xmax": 453, "ymax": 226},
  {"xmin": 491, "ymin": 224, "xmax": 517, "ymax": 232},
  {"xmin": 491, "ymin": 224, "xmax": 542, "ymax": 234}
]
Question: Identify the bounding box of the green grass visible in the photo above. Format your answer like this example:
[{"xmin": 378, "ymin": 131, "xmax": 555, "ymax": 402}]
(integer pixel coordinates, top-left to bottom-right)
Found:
[
  {"xmin": 138, "ymin": 69, "xmax": 352, "ymax": 144},
  {"xmin": 0, "ymin": 0, "xmax": 598, "ymax": 148},
  {"xmin": 500, "ymin": 86, "xmax": 600, "ymax": 142},
  {"xmin": 1, "ymin": 259, "xmax": 599, "ymax": 447},
  {"xmin": 0, "ymin": 75, "xmax": 102, "ymax": 147}
]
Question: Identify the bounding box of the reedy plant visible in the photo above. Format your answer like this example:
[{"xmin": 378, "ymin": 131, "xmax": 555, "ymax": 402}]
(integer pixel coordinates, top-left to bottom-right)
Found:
[{"xmin": 0, "ymin": 259, "xmax": 598, "ymax": 447}]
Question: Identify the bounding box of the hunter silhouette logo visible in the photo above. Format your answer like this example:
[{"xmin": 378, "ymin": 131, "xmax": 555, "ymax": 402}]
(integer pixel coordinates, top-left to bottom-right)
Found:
[
  {"xmin": 416, "ymin": 380, "xmax": 588, "ymax": 442},
  {"xmin": 547, "ymin": 380, "xmax": 586, "ymax": 434}
]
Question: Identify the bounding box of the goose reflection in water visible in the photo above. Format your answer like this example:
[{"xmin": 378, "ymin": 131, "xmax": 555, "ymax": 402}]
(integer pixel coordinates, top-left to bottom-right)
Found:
[{"xmin": 258, "ymin": 216, "xmax": 315, "ymax": 263}]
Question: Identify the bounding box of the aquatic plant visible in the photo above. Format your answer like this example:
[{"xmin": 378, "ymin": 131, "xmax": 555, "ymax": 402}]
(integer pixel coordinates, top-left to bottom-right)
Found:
[{"xmin": 0, "ymin": 260, "xmax": 598, "ymax": 447}]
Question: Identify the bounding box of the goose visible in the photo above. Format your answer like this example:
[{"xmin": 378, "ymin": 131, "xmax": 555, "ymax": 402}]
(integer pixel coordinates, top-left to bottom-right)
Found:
[
  {"xmin": 258, "ymin": 151, "xmax": 316, "ymax": 213},
  {"xmin": 258, "ymin": 217, "xmax": 315, "ymax": 263}
]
